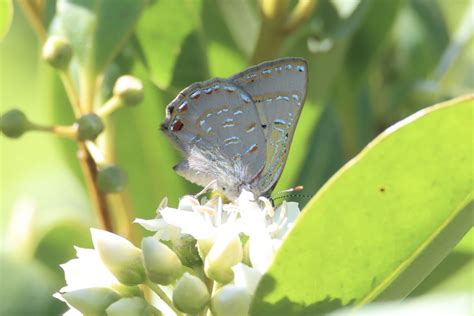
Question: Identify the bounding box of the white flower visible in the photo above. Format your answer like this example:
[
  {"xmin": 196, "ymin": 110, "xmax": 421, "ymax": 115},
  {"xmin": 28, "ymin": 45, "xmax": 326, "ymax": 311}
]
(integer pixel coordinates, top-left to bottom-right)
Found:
[
  {"xmin": 54, "ymin": 247, "xmax": 122, "ymax": 315},
  {"xmin": 136, "ymin": 190, "xmax": 300, "ymax": 295}
]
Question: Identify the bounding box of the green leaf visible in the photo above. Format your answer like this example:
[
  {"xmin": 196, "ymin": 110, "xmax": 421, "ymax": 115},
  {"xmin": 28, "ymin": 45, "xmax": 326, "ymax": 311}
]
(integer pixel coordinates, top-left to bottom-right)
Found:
[
  {"xmin": 0, "ymin": 0, "xmax": 13, "ymax": 41},
  {"xmin": 251, "ymin": 95, "xmax": 474, "ymax": 315},
  {"xmin": 215, "ymin": 0, "xmax": 258, "ymax": 58},
  {"xmin": 137, "ymin": 0, "xmax": 203, "ymax": 89},
  {"xmin": 56, "ymin": 0, "xmax": 145, "ymax": 78}
]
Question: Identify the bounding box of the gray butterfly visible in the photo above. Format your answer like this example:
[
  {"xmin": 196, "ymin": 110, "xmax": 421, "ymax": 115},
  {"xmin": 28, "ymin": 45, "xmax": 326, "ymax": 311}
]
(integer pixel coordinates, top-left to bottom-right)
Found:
[{"xmin": 161, "ymin": 57, "xmax": 308, "ymax": 200}]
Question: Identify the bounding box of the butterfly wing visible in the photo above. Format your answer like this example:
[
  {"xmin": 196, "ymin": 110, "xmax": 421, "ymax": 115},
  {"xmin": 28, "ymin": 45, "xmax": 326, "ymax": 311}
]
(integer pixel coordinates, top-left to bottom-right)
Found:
[
  {"xmin": 161, "ymin": 79, "xmax": 267, "ymax": 197},
  {"xmin": 230, "ymin": 57, "xmax": 308, "ymax": 195}
]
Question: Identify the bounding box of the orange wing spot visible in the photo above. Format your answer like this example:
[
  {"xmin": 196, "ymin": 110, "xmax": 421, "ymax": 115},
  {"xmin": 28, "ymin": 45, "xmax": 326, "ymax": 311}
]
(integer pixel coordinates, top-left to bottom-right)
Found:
[
  {"xmin": 246, "ymin": 123, "xmax": 256, "ymax": 133},
  {"xmin": 171, "ymin": 120, "xmax": 184, "ymax": 131},
  {"xmin": 245, "ymin": 144, "xmax": 258, "ymax": 154}
]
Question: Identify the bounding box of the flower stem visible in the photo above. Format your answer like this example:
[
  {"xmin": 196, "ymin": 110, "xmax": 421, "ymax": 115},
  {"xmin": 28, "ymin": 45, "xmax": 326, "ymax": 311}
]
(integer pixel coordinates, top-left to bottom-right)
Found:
[
  {"xmin": 77, "ymin": 144, "xmax": 114, "ymax": 232},
  {"xmin": 18, "ymin": 0, "xmax": 47, "ymax": 43},
  {"xmin": 145, "ymin": 280, "xmax": 183, "ymax": 316},
  {"xmin": 59, "ymin": 72, "xmax": 83, "ymax": 117},
  {"xmin": 96, "ymin": 96, "xmax": 123, "ymax": 118},
  {"xmin": 29, "ymin": 122, "xmax": 78, "ymax": 140}
]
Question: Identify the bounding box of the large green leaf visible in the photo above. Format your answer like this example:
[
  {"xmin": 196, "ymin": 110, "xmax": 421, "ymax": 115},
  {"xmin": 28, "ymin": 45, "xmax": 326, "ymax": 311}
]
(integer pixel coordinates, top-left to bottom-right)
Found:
[
  {"xmin": 137, "ymin": 0, "xmax": 203, "ymax": 89},
  {"xmin": 251, "ymin": 95, "xmax": 474, "ymax": 315},
  {"xmin": 56, "ymin": 0, "xmax": 145, "ymax": 78}
]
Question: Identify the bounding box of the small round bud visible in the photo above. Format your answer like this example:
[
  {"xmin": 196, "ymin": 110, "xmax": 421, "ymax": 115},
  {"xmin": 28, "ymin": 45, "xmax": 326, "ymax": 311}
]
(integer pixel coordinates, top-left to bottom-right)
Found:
[
  {"xmin": 106, "ymin": 297, "xmax": 162, "ymax": 316},
  {"xmin": 210, "ymin": 285, "xmax": 251, "ymax": 316},
  {"xmin": 91, "ymin": 229, "xmax": 145, "ymax": 285},
  {"xmin": 204, "ymin": 231, "xmax": 243, "ymax": 284},
  {"xmin": 172, "ymin": 272, "xmax": 210, "ymax": 314},
  {"xmin": 97, "ymin": 165, "xmax": 128, "ymax": 193},
  {"xmin": 61, "ymin": 287, "xmax": 120, "ymax": 315},
  {"xmin": 77, "ymin": 113, "xmax": 104, "ymax": 140},
  {"xmin": 0, "ymin": 109, "xmax": 31, "ymax": 138},
  {"xmin": 113, "ymin": 75, "xmax": 144, "ymax": 106},
  {"xmin": 141, "ymin": 236, "xmax": 182, "ymax": 285},
  {"xmin": 171, "ymin": 234, "xmax": 202, "ymax": 268},
  {"xmin": 42, "ymin": 36, "xmax": 73, "ymax": 69}
]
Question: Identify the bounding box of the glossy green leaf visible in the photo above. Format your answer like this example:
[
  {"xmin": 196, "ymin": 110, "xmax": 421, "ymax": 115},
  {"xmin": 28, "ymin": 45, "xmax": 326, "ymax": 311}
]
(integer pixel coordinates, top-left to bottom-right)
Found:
[
  {"xmin": 137, "ymin": 0, "xmax": 202, "ymax": 89},
  {"xmin": 0, "ymin": 0, "xmax": 13, "ymax": 41},
  {"xmin": 251, "ymin": 95, "xmax": 474, "ymax": 315},
  {"xmin": 56, "ymin": 0, "xmax": 145, "ymax": 77}
]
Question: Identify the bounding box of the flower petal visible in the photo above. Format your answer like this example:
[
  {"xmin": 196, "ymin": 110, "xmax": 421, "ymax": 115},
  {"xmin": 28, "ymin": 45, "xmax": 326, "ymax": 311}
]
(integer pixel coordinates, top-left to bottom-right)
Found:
[
  {"xmin": 232, "ymin": 263, "xmax": 262, "ymax": 295},
  {"xmin": 160, "ymin": 207, "xmax": 215, "ymax": 240}
]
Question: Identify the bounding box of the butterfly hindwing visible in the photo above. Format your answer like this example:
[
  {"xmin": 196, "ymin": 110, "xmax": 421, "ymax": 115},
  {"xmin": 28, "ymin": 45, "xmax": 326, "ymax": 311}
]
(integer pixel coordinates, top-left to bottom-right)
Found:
[{"xmin": 230, "ymin": 57, "xmax": 308, "ymax": 195}]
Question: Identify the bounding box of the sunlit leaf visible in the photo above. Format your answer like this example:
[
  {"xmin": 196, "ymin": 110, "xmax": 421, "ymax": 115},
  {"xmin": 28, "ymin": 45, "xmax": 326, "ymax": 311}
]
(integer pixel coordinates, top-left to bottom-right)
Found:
[
  {"xmin": 0, "ymin": 0, "xmax": 13, "ymax": 41},
  {"xmin": 56, "ymin": 0, "xmax": 145, "ymax": 78},
  {"xmin": 137, "ymin": 0, "xmax": 202, "ymax": 89},
  {"xmin": 251, "ymin": 95, "xmax": 474, "ymax": 315}
]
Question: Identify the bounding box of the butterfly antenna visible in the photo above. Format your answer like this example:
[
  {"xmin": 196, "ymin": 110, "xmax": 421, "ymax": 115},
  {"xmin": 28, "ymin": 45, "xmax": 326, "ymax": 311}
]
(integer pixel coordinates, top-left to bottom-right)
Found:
[{"xmin": 271, "ymin": 185, "xmax": 310, "ymax": 204}]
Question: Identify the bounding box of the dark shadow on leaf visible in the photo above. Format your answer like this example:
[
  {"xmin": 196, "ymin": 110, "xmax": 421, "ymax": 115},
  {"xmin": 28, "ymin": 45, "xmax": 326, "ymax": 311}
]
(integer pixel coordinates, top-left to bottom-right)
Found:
[
  {"xmin": 408, "ymin": 251, "xmax": 473, "ymax": 297},
  {"xmin": 251, "ymin": 274, "xmax": 356, "ymax": 316}
]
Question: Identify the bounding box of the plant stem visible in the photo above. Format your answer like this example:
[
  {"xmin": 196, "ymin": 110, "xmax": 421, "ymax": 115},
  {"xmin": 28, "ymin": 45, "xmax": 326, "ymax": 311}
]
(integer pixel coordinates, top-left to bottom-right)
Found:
[
  {"xmin": 96, "ymin": 96, "xmax": 123, "ymax": 118},
  {"xmin": 30, "ymin": 122, "xmax": 78, "ymax": 139},
  {"xmin": 77, "ymin": 144, "xmax": 114, "ymax": 232},
  {"xmin": 59, "ymin": 72, "xmax": 83, "ymax": 117},
  {"xmin": 18, "ymin": 0, "xmax": 47, "ymax": 43},
  {"xmin": 145, "ymin": 280, "xmax": 183, "ymax": 316},
  {"xmin": 251, "ymin": 0, "xmax": 317, "ymax": 64}
]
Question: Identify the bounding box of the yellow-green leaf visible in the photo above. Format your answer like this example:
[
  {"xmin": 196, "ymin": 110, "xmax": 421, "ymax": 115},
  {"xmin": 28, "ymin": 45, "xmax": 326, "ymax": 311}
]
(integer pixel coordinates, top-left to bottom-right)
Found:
[{"xmin": 251, "ymin": 95, "xmax": 474, "ymax": 315}]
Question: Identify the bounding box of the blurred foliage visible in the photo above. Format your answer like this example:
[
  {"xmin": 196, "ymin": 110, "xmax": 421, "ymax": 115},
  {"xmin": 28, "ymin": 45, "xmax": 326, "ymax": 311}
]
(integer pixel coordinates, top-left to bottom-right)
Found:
[{"xmin": 0, "ymin": 0, "xmax": 472, "ymax": 315}]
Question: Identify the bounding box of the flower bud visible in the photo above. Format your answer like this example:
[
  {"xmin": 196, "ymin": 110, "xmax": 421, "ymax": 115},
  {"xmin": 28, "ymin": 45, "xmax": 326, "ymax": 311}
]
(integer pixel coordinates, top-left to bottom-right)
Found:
[
  {"xmin": 97, "ymin": 165, "xmax": 128, "ymax": 193},
  {"xmin": 77, "ymin": 113, "xmax": 104, "ymax": 140},
  {"xmin": 106, "ymin": 297, "xmax": 162, "ymax": 316},
  {"xmin": 172, "ymin": 272, "xmax": 210, "ymax": 314},
  {"xmin": 113, "ymin": 75, "xmax": 144, "ymax": 107},
  {"xmin": 91, "ymin": 229, "xmax": 145, "ymax": 285},
  {"xmin": 141, "ymin": 236, "xmax": 182, "ymax": 285},
  {"xmin": 204, "ymin": 230, "xmax": 243, "ymax": 283},
  {"xmin": 42, "ymin": 36, "xmax": 73, "ymax": 69},
  {"xmin": 210, "ymin": 285, "xmax": 251, "ymax": 316},
  {"xmin": 61, "ymin": 287, "xmax": 120, "ymax": 315},
  {"xmin": 171, "ymin": 234, "xmax": 202, "ymax": 268},
  {"xmin": 0, "ymin": 109, "xmax": 31, "ymax": 138}
]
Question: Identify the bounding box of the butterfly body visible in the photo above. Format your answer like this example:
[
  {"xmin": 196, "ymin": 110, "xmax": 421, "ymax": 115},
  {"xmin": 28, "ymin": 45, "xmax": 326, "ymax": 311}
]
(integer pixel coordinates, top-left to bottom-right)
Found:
[{"xmin": 161, "ymin": 57, "xmax": 308, "ymax": 200}]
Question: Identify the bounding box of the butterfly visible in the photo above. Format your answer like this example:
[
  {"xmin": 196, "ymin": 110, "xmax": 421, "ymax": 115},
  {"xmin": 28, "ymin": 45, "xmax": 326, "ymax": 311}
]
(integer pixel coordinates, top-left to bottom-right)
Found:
[{"xmin": 161, "ymin": 57, "xmax": 308, "ymax": 200}]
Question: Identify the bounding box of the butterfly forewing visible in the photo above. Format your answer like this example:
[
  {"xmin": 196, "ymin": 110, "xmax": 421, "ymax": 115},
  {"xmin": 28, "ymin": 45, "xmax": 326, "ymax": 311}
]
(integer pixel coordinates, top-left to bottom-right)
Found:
[
  {"xmin": 162, "ymin": 79, "xmax": 267, "ymax": 190},
  {"xmin": 230, "ymin": 58, "xmax": 308, "ymax": 195}
]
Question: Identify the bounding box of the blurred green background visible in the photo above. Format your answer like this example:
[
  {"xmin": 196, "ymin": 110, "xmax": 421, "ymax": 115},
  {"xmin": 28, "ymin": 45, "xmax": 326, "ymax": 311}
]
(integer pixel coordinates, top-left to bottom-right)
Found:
[{"xmin": 0, "ymin": 0, "xmax": 472, "ymax": 314}]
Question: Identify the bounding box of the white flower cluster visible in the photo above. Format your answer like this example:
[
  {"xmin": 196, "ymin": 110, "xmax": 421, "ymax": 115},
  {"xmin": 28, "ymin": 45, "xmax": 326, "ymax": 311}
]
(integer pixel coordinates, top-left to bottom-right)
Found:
[{"xmin": 55, "ymin": 190, "xmax": 300, "ymax": 316}]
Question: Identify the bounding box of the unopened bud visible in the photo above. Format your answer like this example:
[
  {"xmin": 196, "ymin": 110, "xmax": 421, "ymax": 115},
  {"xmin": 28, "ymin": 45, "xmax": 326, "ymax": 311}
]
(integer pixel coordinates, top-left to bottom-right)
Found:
[
  {"xmin": 97, "ymin": 165, "xmax": 128, "ymax": 193},
  {"xmin": 172, "ymin": 272, "xmax": 210, "ymax": 314},
  {"xmin": 61, "ymin": 287, "xmax": 120, "ymax": 315},
  {"xmin": 204, "ymin": 230, "xmax": 243, "ymax": 283},
  {"xmin": 106, "ymin": 297, "xmax": 162, "ymax": 316},
  {"xmin": 91, "ymin": 229, "xmax": 145, "ymax": 285},
  {"xmin": 170, "ymin": 234, "xmax": 202, "ymax": 268},
  {"xmin": 210, "ymin": 285, "xmax": 251, "ymax": 316},
  {"xmin": 141, "ymin": 236, "xmax": 182, "ymax": 285},
  {"xmin": 42, "ymin": 36, "xmax": 73, "ymax": 69},
  {"xmin": 0, "ymin": 109, "xmax": 31, "ymax": 138},
  {"xmin": 77, "ymin": 113, "xmax": 104, "ymax": 140},
  {"xmin": 113, "ymin": 75, "xmax": 144, "ymax": 106}
]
